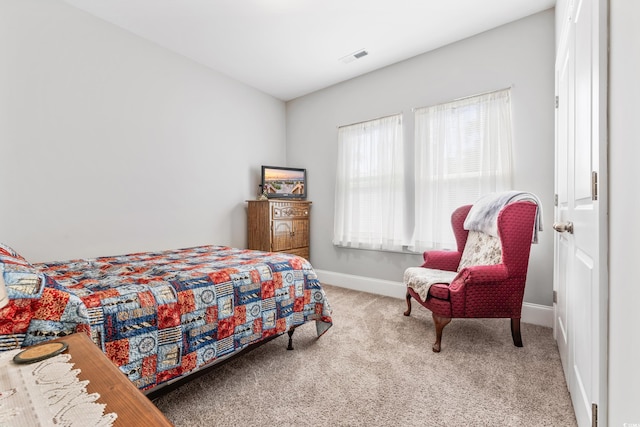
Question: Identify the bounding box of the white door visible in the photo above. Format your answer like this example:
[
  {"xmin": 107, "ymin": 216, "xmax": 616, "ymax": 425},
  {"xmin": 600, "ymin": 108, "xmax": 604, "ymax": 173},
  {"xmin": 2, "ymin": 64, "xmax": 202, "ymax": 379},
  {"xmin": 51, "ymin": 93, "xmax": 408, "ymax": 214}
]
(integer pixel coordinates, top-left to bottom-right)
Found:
[{"xmin": 554, "ymin": 0, "xmax": 608, "ymax": 425}]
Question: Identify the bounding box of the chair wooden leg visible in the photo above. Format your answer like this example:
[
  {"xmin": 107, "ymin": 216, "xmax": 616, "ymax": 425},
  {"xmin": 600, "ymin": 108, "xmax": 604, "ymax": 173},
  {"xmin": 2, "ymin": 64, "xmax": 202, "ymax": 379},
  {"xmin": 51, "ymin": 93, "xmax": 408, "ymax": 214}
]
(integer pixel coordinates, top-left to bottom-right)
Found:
[
  {"xmin": 432, "ymin": 314, "xmax": 451, "ymax": 353},
  {"xmin": 511, "ymin": 318, "xmax": 523, "ymax": 347},
  {"xmin": 403, "ymin": 292, "xmax": 412, "ymax": 316}
]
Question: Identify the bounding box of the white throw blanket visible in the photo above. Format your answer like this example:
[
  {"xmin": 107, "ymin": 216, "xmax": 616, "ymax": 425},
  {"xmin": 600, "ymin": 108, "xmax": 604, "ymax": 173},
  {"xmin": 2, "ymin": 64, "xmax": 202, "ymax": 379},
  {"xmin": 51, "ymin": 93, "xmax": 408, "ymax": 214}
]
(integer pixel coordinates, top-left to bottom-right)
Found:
[
  {"xmin": 463, "ymin": 191, "xmax": 543, "ymax": 243},
  {"xmin": 404, "ymin": 267, "xmax": 458, "ymax": 301}
]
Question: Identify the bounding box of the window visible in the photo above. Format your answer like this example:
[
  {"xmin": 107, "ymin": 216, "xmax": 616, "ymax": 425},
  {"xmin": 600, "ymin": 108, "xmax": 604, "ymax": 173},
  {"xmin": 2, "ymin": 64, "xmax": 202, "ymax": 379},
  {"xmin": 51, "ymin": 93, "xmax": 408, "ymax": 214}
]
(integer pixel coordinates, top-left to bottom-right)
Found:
[
  {"xmin": 332, "ymin": 89, "xmax": 513, "ymax": 253},
  {"xmin": 409, "ymin": 88, "xmax": 513, "ymax": 251},
  {"xmin": 333, "ymin": 114, "xmax": 406, "ymax": 251}
]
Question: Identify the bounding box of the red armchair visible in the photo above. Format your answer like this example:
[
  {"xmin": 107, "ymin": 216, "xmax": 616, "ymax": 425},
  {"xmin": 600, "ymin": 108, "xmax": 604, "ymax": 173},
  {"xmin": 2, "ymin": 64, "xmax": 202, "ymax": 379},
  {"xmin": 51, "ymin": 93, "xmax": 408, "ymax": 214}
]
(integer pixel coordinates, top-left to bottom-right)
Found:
[{"xmin": 404, "ymin": 201, "xmax": 538, "ymax": 352}]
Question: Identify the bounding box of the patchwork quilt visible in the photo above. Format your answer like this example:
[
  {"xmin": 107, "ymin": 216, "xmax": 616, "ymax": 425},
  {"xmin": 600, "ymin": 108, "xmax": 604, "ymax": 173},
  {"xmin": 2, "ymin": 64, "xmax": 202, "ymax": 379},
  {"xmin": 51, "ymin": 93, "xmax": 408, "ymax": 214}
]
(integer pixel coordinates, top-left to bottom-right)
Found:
[{"xmin": 0, "ymin": 244, "xmax": 332, "ymax": 391}]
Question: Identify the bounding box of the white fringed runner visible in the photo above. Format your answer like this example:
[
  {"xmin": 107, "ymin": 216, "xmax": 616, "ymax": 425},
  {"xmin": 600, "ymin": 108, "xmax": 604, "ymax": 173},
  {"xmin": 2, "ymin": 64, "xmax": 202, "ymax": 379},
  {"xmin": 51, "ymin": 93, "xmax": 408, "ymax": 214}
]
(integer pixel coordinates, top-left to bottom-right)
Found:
[{"xmin": 0, "ymin": 349, "xmax": 117, "ymax": 426}]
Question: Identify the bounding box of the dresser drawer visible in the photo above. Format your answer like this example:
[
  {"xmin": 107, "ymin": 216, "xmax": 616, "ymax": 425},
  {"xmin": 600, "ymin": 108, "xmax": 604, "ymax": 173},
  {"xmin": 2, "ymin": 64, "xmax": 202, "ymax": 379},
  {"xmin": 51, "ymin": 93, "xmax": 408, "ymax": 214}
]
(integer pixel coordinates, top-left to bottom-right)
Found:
[{"xmin": 271, "ymin": 203, "xmax": 309, "ymax": 219}]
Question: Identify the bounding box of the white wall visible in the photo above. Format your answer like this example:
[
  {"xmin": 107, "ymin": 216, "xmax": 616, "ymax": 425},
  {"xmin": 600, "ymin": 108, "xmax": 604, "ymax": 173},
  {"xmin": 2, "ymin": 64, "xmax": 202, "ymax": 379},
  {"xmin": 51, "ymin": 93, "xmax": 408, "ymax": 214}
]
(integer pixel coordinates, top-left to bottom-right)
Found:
[
  {"xmin": 0, "ymin": 0, "xmax": 286, "ymax": 262},
  {"xmin": 286, "ymin": 10, "xmax": 556, "ymax": 307},
  {"xmin": 608, "ymin": 0, "xmax": 640, "ymax": 424}
]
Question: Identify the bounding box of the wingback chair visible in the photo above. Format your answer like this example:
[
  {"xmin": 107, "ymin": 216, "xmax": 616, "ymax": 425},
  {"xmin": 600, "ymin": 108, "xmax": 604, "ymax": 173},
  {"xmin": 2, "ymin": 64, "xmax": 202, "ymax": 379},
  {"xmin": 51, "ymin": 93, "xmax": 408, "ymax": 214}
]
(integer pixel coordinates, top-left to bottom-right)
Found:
[{"xmin": 404, "ymin": 200, "xmax": 538, "ymax": 352}]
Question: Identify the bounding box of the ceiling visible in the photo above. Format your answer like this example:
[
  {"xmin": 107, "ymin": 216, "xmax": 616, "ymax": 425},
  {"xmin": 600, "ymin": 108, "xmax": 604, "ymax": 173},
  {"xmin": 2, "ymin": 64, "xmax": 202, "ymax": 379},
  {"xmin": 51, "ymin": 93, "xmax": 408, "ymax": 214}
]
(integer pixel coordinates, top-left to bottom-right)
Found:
[{"xmin": 62, "ymin": 0, "xmax": 555, "ymax": 101}]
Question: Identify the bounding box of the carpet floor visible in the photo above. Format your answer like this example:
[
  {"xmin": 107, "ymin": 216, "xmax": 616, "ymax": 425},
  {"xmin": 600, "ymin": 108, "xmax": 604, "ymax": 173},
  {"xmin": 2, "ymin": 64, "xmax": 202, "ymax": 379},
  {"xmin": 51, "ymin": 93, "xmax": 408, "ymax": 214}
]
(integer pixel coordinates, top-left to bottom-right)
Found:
[{"xmin": 154, "ymin": 284, "xmax": 577, "ymax": 426}]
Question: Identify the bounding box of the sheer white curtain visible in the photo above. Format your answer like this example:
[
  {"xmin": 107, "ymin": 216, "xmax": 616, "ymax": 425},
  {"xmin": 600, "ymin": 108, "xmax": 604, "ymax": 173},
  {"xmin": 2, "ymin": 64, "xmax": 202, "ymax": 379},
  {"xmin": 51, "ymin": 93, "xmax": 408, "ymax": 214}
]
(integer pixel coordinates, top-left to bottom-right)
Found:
[
  {"xmin": 409, "ymin": 89, "xmax": 513, "ymax": 251},
  {"xmin": 333, "ymin": 114, "xmax": 406, "ymax": 251}
]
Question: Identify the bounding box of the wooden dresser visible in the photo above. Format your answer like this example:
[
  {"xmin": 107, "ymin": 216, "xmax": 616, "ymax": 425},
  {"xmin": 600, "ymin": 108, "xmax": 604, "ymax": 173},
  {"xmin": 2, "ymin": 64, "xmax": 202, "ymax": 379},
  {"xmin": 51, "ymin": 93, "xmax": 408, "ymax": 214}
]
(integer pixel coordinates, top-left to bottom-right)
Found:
[{"xmin": 247, "ymin": 199, "xmax": 311, "ymax": 260}]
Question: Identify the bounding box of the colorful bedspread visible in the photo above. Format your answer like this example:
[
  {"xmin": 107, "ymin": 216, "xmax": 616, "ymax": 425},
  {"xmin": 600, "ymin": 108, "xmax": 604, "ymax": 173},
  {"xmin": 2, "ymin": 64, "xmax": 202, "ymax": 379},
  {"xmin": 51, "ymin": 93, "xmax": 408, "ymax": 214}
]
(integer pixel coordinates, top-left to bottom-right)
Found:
[{"xmin": 0, "ymin": 244, "xmax": 332, "ymax": 391}]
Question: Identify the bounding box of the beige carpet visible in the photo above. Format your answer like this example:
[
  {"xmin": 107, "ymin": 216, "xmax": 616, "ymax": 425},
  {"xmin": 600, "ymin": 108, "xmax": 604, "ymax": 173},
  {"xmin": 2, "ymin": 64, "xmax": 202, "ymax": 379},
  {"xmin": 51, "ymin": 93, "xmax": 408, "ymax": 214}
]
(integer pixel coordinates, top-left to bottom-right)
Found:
[{"xmin": 154, "ymin": 284, "xmax": 576, "ymax": 426}]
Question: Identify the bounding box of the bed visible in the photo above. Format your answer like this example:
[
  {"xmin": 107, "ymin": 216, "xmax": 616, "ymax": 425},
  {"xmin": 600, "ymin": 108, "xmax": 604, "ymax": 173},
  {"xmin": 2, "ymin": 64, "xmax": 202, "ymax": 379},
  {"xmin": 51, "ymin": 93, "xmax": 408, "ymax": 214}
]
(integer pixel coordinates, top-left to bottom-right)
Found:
[{"xmin": 0, "ymin": 243, "xmax": 332, "ymax": 396}]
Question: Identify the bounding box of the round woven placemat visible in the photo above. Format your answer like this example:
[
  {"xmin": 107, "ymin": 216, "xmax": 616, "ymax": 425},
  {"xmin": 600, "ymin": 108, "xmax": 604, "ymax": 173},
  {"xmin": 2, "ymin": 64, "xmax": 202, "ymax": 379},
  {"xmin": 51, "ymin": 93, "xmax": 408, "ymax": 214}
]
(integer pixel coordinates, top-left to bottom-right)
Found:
[{"xmin": 13, "ymin": 342, "xmax": 68, "ymax": 364}]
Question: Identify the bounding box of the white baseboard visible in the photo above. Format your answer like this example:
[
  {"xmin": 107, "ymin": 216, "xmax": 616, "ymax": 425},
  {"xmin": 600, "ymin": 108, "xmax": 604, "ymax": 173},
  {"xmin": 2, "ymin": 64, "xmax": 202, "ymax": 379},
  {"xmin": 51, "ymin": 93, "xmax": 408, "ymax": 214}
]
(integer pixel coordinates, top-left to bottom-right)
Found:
[
  {"xmin": 315, "ymin": 269, "xmax": 554, "ymax": 328},
  {"xmin": 520, "ymin": 302, "xmax": 554, "ymax": 328}
]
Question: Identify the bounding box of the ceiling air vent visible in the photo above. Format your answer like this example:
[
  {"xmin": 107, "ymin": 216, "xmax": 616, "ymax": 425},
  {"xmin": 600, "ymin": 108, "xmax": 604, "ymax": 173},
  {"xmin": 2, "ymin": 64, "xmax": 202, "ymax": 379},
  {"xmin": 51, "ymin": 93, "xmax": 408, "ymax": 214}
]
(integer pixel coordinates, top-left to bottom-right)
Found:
[{"xmin": 339, "ymin": 49, "xmax": 368, "ymax": 64}]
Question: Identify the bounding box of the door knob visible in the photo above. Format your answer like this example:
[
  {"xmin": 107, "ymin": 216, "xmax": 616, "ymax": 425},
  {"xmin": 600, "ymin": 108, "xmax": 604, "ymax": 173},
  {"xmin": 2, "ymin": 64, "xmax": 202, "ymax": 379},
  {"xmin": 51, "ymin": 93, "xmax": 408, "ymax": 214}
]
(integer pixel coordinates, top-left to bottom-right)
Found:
[{"xmin": 553, "ymin": 222, "xmax": 574, "ymax": 234}]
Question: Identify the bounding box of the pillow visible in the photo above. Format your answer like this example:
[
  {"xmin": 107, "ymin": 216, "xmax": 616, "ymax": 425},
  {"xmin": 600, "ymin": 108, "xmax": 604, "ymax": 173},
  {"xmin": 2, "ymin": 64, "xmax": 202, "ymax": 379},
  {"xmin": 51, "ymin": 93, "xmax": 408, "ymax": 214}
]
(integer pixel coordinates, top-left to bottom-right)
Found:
[
  {"xmin": 0, "ymin": 244, "xmax": 44, "ymax": 299},
  {"xmin": 1, "ymin": 263, "xmax": 45, "ymax": 299},
  {"xmin": 0, "ymin": 269, "xmax": 8, "ymax": 307},
  {"xmin": 0, "ymin": 242, "xmax": 18, "ymax": 257},
  {"xmin": 457, "ymin": 230, "xmax": 502, "ymax": 272},
  {"xmin": 0, "ymin": 242, "xmax": 28, "ymax": 264}
]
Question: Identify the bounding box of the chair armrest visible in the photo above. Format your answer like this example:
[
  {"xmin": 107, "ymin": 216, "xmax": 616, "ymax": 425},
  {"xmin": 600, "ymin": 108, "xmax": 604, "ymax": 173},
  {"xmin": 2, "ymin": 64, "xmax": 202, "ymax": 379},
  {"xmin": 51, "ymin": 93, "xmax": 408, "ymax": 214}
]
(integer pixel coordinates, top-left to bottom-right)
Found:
[
  {"xmin": 455, "ymin": 264, "xmax": 509, "ymax": 285},
  {"xmin": 421, "ymin": 251, "xmax": 461, "ymax": 272},
  {"xmin": 448, "ymin": 264, "xmax": 521, "ymax": 318}
]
